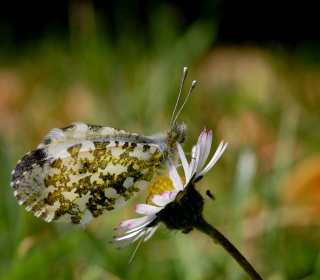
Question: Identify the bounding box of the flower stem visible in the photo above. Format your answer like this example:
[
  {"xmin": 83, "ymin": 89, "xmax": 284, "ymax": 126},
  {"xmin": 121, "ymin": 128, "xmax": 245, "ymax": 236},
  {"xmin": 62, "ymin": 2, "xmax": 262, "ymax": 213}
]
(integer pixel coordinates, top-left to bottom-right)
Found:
[{"xmin": 195, "ymin": 217, "xmax": 263, "ymax": 280}]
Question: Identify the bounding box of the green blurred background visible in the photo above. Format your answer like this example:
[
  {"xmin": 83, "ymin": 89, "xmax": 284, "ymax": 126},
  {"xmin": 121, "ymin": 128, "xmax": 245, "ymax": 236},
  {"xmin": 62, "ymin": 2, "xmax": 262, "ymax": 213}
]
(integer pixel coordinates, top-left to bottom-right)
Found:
[{"xmin": 1, "ymin": 1, "xmax": 320, "ymax": 279}]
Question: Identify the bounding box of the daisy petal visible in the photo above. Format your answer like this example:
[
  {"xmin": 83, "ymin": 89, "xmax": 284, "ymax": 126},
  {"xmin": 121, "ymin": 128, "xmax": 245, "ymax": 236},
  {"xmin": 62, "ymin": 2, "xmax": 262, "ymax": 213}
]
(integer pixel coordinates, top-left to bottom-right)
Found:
[
  {"xmin": 113, "ymin": 227, "xmax": 145, "ymax": 242},
  {"xmin": 168, "ymin": 190, "xmax": 178, "ymax": 200},
  {"xmin": 191, "ymin": 145, "xmax": 197, "ymax": 159},
  {"xmin": 120, "ymin": 216, "xmax": 156, "ymax": 234},
  {"xmin": 152, "ymin": 193, "xmax": 173, "ymax": 206},
  {"xmin": 135, "ymin": 204, "xmax": 163, "ymax": 215},
  {"xmin": 160, "ymin": 191, "xmax": 174, "ymax": 200},
  {"xmin": 177, "ymin": 142, "xmax": 189, "ymax": 180},
  {"xmin": 191, "ymin": 140, "xmax": 201, "ymax": 177},
  {"xmin": 198, "ymin": 129, "xmax": 208, "ymax": 152},
  {"xmin": 128, "ymin": 232, "xmax": 147, "ymax": 264},
  {"xmin": 144, "ymin": 226, "xmax": 158, "ymax": 242},
  {"xmin": 197, "ymin": 130, "xmax": 213, "ymax": 174},
  {"xmin": 115, "ymin": 215, "xmax": 154, "ymax": 231},
  {"xmin": 168, "ymin": 165, "xmax": 184, "ymax": 192},
  {"xmin": 117, "ymin": 230, "xmax": 147, "ymax": 250},
  {"xmin": 198, "ymin": 141, "xmax": 228, "ymax": 178}
]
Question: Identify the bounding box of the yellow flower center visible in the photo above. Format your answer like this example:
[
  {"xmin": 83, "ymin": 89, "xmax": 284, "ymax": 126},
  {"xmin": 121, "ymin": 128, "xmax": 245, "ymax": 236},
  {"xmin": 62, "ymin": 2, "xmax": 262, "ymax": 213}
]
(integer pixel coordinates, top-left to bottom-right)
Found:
[{"xmin": 146, "ymin": 175, "xmax": 175, "ymax": 204}]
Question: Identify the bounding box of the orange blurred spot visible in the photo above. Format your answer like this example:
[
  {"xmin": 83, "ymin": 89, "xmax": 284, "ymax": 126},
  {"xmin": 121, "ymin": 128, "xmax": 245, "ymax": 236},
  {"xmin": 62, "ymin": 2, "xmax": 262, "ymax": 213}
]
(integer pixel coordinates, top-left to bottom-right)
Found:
[{"xmin": 281, "ymin": 155, "xmax": 320, "ymax": 226}]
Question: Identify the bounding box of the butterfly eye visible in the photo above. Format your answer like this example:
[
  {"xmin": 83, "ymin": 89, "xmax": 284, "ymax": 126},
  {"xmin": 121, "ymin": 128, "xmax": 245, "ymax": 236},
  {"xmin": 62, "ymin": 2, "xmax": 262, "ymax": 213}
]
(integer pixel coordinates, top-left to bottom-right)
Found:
[{"xmin": 172, "ymin": 132, "xmax": 180, "ymax": 142}]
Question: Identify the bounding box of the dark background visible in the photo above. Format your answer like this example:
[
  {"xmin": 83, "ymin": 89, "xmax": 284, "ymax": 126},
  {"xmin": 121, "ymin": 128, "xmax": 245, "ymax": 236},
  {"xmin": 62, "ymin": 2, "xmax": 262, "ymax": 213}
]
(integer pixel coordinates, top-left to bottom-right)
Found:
[{"xmin": 1, "ymin": 1, "xmax": 320, "ymax": 48}]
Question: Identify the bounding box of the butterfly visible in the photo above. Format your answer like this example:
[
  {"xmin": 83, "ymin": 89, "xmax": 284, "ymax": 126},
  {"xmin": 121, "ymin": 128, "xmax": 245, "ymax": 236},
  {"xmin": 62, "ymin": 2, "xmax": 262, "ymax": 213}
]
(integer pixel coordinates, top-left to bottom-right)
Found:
[{"xmin": 10, "ymin": 67, "xmax": 197, "ymax": 227}]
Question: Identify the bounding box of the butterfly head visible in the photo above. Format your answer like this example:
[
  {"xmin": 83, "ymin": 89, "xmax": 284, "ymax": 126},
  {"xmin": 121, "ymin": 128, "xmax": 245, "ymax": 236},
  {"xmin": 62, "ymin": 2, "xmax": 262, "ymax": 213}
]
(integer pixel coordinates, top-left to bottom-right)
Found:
[{"xmin": 168, "ymin": 121, "xmax": 188, "ymax": 146}]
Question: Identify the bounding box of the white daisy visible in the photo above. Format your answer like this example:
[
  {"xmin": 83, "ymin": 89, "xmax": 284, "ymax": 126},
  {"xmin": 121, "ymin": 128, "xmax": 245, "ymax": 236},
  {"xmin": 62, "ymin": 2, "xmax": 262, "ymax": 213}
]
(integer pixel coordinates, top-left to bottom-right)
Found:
[{"xmin": 112, "ymin": 129, "xmax": 228, "ymax": 262}]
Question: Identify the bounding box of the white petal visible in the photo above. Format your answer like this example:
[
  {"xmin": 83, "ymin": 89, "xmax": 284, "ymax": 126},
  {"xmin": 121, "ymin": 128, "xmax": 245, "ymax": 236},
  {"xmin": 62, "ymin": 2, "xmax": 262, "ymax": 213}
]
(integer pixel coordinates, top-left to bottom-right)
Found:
[
  {"xmin": 195, "ymin": 132, "xmax": 205, "ymax": 172},
  {"xmin": 152, "ymin": 192, "xmax": 173, "ymax": 206},
  {"xmin": 198, "ymin": 130, "xmax": 208, "ymax": 156},
  {"xmin": 117, "ymin": 230, "xmax": 147, "ymax": 250},
  {"xmin": 168, "ymin": 190, "xmax": 178, "ymax": 200},
  {"xmin": 113, "ymin": 227, "xmax": 145, "ymax": 242},
  {"xmin": 113, "ymin": 230, "xmax": 140, "ymax": 240},
  {"xmin": 160, "ymin": 191, "xmax": 174, "ymax": 200},
  {"xmin": 158, "ymin": 190, "xmax": 178, "ymax": 202},
  {"xmin": 128, "ymin": 231, "xmax": 148, "ymax": 264},
  {"xmin": 116, "ymin": 215, "xmax": 154, "ymax": 230},
  {"xmin": 144, "ymin": 226, "xmax": 158, "ymax": 242},
  {"xmin": 135, "ymin": 204, "xmax": 163, "ymax": 215},
  {"xmin": 115, "ymin": 223, "xmax": 144, "ymax": 234},
  {"xmin": 190, "ymin": 141, "xmax": 201, "ymax": 178},
  {"xmin": 177, "ymin": 142, "xmax": 189, "ymax": 181},
  {"xmin": 168, "ymin": 165, "xmax": 184, "ymax": 192},
  {"xmin": 197, "ymin": 141, "xmax": 228, "ymax": 178},
  {"xmin": 123, "ymin": 216, "xmax": 156, "ymax": 234},
  {"xmin": 197, "ymin": 130, "xmax": 213, "ymax": 174},
  {"xmin": 191, "ymin": 145, "xmax": 197, "ymax": 159}
]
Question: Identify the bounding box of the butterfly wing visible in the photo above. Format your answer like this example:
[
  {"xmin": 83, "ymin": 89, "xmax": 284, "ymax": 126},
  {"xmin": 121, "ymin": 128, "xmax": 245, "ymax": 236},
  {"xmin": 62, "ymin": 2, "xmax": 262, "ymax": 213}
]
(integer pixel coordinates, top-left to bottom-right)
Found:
[
  {"xmin": 37, "ymin": 122, "xmax": 139, "ymax": 148},
  {"xmin": 11, "ymin": 123, "xmax": 166, "ymax": 227}
]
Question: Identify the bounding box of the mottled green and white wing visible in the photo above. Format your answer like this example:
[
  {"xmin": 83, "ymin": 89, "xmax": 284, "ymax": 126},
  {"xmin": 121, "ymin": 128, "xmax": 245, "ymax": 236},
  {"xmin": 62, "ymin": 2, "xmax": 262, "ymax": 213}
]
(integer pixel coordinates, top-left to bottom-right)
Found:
[{"xmin": 11, "ymin": 123, "xmax": 166, "ymax": 227}]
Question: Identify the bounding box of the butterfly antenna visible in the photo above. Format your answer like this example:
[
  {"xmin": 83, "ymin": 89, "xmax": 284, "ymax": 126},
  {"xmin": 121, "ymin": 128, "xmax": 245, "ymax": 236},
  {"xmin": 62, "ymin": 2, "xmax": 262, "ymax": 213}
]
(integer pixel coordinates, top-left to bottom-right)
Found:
[
  {"xmin": 172, "ymin": 80, "xmax": 197, "ymax": 125},
  {"xmin": 171, "ymin": 67, "xmax": 188, "ymax": 126}
]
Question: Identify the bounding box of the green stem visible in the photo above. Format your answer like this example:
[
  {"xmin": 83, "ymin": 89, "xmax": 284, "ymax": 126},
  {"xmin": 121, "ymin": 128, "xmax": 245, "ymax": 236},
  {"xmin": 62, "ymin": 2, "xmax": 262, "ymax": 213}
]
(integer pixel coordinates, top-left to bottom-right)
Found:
[{"xmin": 195, "ymin": 217, "xmax": 263, "ymax": 280}]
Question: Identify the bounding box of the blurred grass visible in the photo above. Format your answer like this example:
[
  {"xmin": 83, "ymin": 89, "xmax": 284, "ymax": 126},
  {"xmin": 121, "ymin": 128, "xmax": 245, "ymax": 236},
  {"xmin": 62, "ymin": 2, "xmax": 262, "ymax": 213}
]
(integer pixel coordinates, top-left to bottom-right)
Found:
[{"xmin": 1, "ymin": 5, "xmax": 320, "ymax": 280}]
